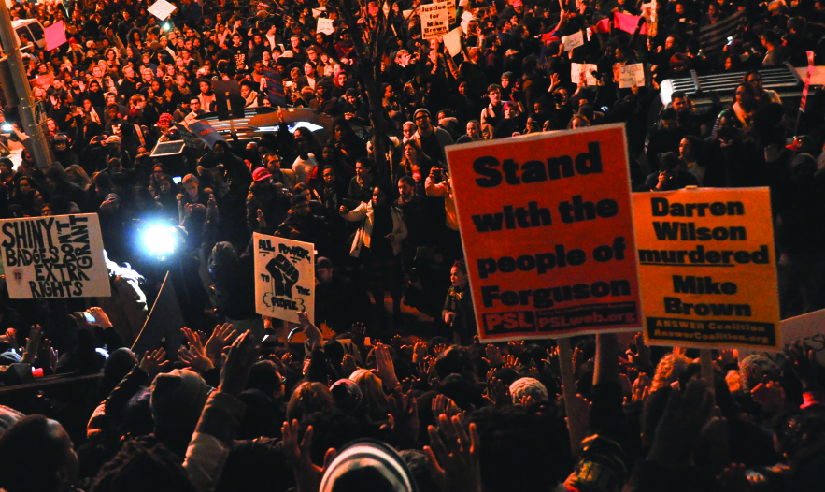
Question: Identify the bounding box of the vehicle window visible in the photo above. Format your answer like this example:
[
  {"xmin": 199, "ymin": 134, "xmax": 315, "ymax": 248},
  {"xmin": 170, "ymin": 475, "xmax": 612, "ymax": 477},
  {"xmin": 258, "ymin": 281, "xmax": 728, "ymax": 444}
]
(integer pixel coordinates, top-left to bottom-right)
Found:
[{"xmin": 27, "ymin": 23, "xmax": 44, "ymax": 40}]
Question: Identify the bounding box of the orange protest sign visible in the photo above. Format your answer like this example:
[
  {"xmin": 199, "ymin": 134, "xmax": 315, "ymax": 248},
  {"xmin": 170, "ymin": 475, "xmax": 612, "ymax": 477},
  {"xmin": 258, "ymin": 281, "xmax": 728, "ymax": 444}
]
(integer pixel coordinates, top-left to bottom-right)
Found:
[
  {"xmin": 447, "ymin": 125, "xmax": 642, "ymax": 341},
  {"xmin": 633, "ymin": 187, "xmax": 780, "ymax": 350}
]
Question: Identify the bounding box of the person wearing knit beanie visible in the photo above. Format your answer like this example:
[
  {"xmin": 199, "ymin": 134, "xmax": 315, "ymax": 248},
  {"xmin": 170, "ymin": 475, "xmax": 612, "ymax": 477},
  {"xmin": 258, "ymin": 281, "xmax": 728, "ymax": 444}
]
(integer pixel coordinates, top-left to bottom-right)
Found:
[{"xmin": 320, "ymin": 439, "xmax": 419, "ymax": 492}]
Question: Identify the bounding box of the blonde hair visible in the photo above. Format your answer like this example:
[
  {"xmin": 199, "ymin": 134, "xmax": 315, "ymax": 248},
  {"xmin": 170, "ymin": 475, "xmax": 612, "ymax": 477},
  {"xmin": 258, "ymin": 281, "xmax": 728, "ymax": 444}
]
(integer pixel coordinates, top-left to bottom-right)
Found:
[
  {"xmin": 349, "ymin": 369, "xmax": 390, "ymax": 421},
  {"xmin": 650, "ymin": 354, "xmax": 691, "ymax": 393}
]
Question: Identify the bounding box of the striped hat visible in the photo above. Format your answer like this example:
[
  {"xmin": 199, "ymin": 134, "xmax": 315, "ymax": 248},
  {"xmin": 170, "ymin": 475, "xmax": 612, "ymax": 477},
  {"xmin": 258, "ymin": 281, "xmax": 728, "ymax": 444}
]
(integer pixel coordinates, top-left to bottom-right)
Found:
[{"xmin": 320, "ymin": 440, "xmax": 418, "ymax": 492}]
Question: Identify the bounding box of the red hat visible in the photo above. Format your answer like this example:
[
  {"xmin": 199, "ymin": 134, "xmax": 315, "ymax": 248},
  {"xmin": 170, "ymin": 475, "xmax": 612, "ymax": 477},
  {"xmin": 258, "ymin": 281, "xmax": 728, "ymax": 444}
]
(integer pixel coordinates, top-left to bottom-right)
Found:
[{"xmin": 252, "ymin": 167, "xmax": 273, "ymax": 182}]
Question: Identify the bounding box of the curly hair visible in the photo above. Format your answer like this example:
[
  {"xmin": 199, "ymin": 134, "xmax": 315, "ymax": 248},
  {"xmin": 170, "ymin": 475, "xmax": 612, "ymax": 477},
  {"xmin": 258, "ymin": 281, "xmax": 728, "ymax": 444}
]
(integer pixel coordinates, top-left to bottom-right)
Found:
[{"xmin": 649, "ymin": 354, "xmax": 692, "ymax": 393}]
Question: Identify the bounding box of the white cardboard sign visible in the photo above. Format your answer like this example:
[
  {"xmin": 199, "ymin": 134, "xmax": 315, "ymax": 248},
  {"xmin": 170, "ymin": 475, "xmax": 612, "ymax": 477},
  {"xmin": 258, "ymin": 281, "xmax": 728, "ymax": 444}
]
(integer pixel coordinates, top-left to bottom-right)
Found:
[
  {"xmin": 420, "ymin": 2, "xmax": 449, "ymax": 39},
  {"xmin": 562, "ymin": 31, "xmax": 584, "ymax": 51},
  {"xmin": 253, "ymin": 233, "xmax": 315, "ymax": 324},
  {"xmin": 148, "ymin": 0, "xmax": 177, "ymax": 20},
  {"xmin": 0, "ymin": 214, "xmax": 111, "ymax": 299},
  {"xmin": 317, "ymin": 18, "xmax": 335, "ymax": 36},
  {"xmin": 617, "ymin": 63, "xmax": 646, "ymax": 88}
]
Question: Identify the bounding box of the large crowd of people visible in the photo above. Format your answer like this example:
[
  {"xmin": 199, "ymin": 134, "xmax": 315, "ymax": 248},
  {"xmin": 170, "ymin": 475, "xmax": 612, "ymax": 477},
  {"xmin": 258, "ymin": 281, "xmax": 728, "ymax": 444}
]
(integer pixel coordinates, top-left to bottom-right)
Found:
[{"xmin": 1, "ymin": 0, "xmax": 825, "ymax": 489}]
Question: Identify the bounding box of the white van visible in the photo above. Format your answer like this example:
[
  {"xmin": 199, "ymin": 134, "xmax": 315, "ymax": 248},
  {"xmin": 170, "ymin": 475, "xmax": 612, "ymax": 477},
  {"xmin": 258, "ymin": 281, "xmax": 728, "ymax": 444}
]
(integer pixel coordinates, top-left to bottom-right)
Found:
[{"xmin": 11, "ymin": 19, "xmax": 47, "ymax": 51}]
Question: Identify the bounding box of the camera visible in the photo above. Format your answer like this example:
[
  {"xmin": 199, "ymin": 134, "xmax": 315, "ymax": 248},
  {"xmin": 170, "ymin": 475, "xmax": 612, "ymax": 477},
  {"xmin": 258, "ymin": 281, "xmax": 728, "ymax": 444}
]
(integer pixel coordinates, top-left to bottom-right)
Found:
[{"xmin": 1, "ymin": 124, "xmax": 12, "ymax": 132}]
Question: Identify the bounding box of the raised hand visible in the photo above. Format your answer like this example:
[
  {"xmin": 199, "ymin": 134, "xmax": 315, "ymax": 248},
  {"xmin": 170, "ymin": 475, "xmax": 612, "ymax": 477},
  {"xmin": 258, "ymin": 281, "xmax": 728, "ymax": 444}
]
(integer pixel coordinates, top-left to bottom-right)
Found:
[
  {"xmin": 205, "ymin": 323, "xmax": 236, "ymax": 366},
  {"xmin": 433, "ymin": 394, "xmax": 461, "ymax": 421},
  {"xmin": 386, "ymin": 390, "xmax": 420, "ymax": 447},
  {"xmin": 424, "ymin": 414, "xmax": 482, "ymax": 492},
  {"xmin": 631, "ymin": 373, "xmax": 651, "ymax": 401},
  {"xmin": 179, "ymin": 327, "xmax": 214, "ymax": 372},
  {"xmin": 483, "ymin": 344, "xmax": 504, "ymax": 366},
  {"xmin": 718, "ymin": 348, "xmax": 738, "ymax": 368},
  {"xmin": 507, "ymin": 340, "xmax": 525, "ymax": 356},
  {"xmin": 502, "ymin": 354, "xmax": 519, "ymax": 370},
  {"xmin": 412, "ymin": 341, "xmax": 428, "ymax": 364},
  {"xmin": 21, "ymin": 325, "xmax": 43, "ymax": 365},
  {"xmin": 484, "ymin": 377, "xmax": 512, "ymax": 408},
  {"xmin": 219, "ymin": 330, "xmax": 260, "ymax": 397},
  {"xmin": 375, "ymin": 343, "xmax": 399, "ymax": 389},
  {"xmin": 139, "ymin": 348, "xmax": 167, "ymax": 376},
  {"xmin": 788, "ymin": 342, "xmax": 819, "ymax": 389},
  {"xmin": 627, "ymin": 332, "xmax": 651, "ymax": 369},
  {"xmin": 750, "ymin": 379, "xmax": 785, "ymax": 414},
  {"xmin": 282, "ymin": 419, "xmax": 336, "ymax": 492},
  {"xmin": 5, "ymin": 328, "xmax": 19, "ymax": 351}
]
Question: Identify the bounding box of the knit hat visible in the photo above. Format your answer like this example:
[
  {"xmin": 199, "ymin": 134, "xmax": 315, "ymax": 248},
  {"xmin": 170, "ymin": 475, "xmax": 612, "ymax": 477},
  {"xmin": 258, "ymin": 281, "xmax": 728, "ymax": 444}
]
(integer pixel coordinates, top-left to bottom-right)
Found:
[
  {"xmin": 320, "ymin": 439, "xmax": 419, "ymax": 492},
  {"xmin": 413, "ymin": 108, "xmax": 431, "ymax": 121},
  {"xmin": 509, "ymin": 377, "xmax": 549, "ymax": 402},
  {"xmin": 330, "ymin": 378, "xmax": 363, "ymax": 414},
  {"xmin": 105, "ymin": 135, "xmax": 121, "ymax": 145},
  {"xmin": 149, "ymin": 369, "xmax": 211, "ymax": 431}
]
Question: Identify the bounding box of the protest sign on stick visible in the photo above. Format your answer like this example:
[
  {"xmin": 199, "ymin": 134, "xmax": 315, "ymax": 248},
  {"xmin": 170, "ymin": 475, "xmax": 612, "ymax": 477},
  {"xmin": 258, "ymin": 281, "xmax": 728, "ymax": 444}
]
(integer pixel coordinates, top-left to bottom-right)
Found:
[
  {"xmin": 254, "ymin": 233, "xmax": 315, "ymax": 325},
  {"xmin": 0, "ymin": 214, "xmax": 110, "ymax": 299},
  {"xmin": 447, "ymin": 125, "xmax": 642, "ymax": 342},
  {"xmin": 420, "ymin": 2, "xmax": 449, "ymax": 39},
  {"xmin": 633, "ymin": 187, "xmax": 780, "ymax": 350}
]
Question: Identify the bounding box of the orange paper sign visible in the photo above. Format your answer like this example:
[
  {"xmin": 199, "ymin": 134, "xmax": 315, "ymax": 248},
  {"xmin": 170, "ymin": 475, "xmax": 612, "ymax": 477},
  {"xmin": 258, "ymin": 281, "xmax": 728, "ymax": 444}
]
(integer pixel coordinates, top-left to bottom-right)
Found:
[{"xmin": 447, "ymin": 125, "xmax": 642, "ymax": 341}]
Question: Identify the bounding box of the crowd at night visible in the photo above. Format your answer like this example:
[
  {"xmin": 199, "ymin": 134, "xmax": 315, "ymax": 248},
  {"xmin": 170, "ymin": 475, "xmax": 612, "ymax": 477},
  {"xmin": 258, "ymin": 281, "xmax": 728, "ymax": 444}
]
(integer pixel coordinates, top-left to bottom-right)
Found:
[{"xmin": 1, "ymin": 0, "xmax": 825, "ymax": 490}]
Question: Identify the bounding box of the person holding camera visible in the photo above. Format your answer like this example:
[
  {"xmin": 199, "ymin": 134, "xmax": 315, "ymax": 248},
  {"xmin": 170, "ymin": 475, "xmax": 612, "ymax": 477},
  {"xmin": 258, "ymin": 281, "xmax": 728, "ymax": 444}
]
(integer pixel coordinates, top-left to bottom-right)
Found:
[
  {"xmin": 644, "ymin": 152, "xmax": 698, "ymax": 192},
  {"xmin": 425, "ymin": 163, "xmax": 463, "ymax": 265}
]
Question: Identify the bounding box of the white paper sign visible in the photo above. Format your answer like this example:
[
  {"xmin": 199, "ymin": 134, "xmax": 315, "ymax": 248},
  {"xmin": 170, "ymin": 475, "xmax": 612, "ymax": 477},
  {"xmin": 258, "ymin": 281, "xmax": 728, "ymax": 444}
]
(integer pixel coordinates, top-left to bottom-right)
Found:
[
  {"xmin": 571, "ymin": 63, "xmax": 598, "ymax": 86},
  {"xmin": 420, "ymin": 2, "xmax": 449, "ymax": 39},
  {"xmin": 562, "ymin": 31, "xmax": 584, "ymax": 51},
  {"xmin": 446, "ymin": 0, "xmax": 457, "ymax": 24},
  {"xmin": 1, "ymin": 214, "xmax": 111, "ymax": 299},
  {"xmin": 617, "ymin": 63, "xmax": 646, "ymax": 88},
  {"xmin": 253, "ymin": 233, "xmax": 315, "ymax": 324},
  {"xmin": 148, "ymin": 0, "xmax": 177, "ymax": 20},
  {"xmin": 312, "ymin": 7, "xmax": 325, "ymax": 17},
  {"xmin": 317, "ymin": 18, "xmax": 335, "ymax": 36},
  {"xmin": 443, "ymin": 26, "xmax": 462, "ymax": 57},
  {"xmin": 740, "ymin": 309, "xmax": 825, "ymax": 365}
]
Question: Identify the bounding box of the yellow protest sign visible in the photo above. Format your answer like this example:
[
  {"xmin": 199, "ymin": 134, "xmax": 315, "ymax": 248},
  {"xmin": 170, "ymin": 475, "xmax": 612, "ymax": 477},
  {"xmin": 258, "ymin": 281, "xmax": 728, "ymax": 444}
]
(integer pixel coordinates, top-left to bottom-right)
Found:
[{"xmin": 633, "ymin": 187, "xmax": 780, "ymax": 350}]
